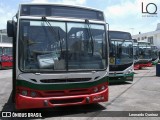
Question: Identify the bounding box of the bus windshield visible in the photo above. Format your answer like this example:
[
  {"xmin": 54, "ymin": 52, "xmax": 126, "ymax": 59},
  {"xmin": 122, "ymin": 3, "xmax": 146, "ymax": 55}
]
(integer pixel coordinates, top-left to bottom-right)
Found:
[
  {"xmin": 0, "ymin": 48, "xmax": 2, "ymax": 55},
  {"xmin": 3, "ymin": 47, "xmax": 12, "ymax": 55},
  {"xmin": 133, "ymin": 45, "xmax": 139, "ymax": 60},
  {"xmin": 0, "ymin": 47, "xmax": 12, "ymax": 56},
  {"xmin": 110, "ymin": 40, "xmax": 133, "ymax": 65},
  {"xmin": 139, "ymin": 46, "xmax": 151, "ymax": 59},
  {"xmin": 151, "ymin": 46, "xmax": 158, "ymax": 60},
  {"xmin": 19, "ymin": 20, "xmax": 106, "ymax": 71}
]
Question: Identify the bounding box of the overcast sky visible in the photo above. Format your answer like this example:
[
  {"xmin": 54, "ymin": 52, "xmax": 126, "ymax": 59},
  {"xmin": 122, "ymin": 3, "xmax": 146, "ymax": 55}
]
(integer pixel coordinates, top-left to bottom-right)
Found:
[{"xmin": 0, "ymin": 0, "xmax": 160, "ymax": 35}]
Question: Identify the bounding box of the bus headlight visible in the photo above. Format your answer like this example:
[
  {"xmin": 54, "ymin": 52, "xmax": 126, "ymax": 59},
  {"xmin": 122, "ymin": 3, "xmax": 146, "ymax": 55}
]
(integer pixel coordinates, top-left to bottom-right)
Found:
[
  {"xmin": 21, "ymin": 90, "xmax": 28, "ymax": 96},
  {"xmin": 126, "ymin": 69, "xmax": 132, "ymax": 74},
  {"xmin": 30, "ymin": 91, "xmax": 37, "ymax": 97},
  {"xmin": 93, "ymin": 87, "xmax": 98, "ymax": 93},
  {"xmin": 128, "ymin": 69, "xmax": 132, "ymax": 73},
  {"xmin": 100, "ymin": 85, "xmax": 105, "ymax": 91}
]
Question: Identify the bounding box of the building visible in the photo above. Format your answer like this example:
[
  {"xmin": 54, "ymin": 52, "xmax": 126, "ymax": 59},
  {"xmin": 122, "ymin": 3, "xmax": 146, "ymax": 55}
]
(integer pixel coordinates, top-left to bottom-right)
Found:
[
  {"xmin": 0, "ymin": 29, "xmax": 12, "ymax": 43},
  {"xmin": 132, "ymin": 23, "xmax": 160, "ymax": 49}
]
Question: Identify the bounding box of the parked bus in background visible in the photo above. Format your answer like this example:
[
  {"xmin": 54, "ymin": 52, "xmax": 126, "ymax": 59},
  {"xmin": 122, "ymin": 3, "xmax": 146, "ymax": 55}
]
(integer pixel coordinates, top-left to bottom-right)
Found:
[
  {"xmin": 151, "ymin": 45, "xmax": 159, "ymax": 65},
  {"xmin": 133, "ymin": 39, "xmax": 140, "ymax": 70},
  {"xmin": 0, "ymin": 30, "xmax": 13, "ymax": 69},
  {"xmin": 137, "ymin": 41, "xmax": 152, "ymax": 69},
  {"xmin": 7, "ymin": 3, "xmax": 109, "ymax": 109},
  {"xmin": 109, "ymin": 31, "xmax": 134, "ymax": 83},
  {"xmin": 0, "ymin": 43, "xmax": 12, "ymax": 69}
]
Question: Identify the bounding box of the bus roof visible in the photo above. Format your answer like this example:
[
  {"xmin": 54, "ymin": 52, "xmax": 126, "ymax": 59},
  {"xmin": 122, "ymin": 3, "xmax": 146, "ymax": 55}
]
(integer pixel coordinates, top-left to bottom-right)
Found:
[
  {"xmin": 138, "ymin": 41, "xmax": 150, "ymax": 44},
  {"xmin": 109, "ymin": 31, "xmax": 132, "ymax": 40},
  {"xmin": 109, "ymin": 30, "xmax": 131, "ymax": 34},
  {"xmin": 19, "ymin": 3, "xmax": 103, "ymax": 13},
  {"xmin": 0, "ymin": 43, "xmax": 12, "ymax": 47},
  {"xmin": 18, "ymin": 3, "xmax": 105, "ymax": 21}
]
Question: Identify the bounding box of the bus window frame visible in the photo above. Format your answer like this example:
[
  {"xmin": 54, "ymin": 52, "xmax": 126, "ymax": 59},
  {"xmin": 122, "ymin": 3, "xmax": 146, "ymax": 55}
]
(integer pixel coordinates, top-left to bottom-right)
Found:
[
  {"xmin": 18, "ymin": 18, "xmax": 108, "ymax": 73},
  {"xmin": 110, "ymin": 39, "xmax": 133, "ymax": 65}
]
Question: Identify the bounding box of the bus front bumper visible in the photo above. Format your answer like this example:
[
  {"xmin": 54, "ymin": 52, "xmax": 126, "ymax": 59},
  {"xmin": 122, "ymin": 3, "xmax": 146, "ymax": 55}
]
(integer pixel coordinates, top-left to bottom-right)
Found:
[
  {"xmin": 152, "ymin": 61, "xmax": 158, "ymax": 65},
  {"xmin": 109, "ymin": 73, "xmax": 134, "ymax": 83},
  {"xmin": 1, "ymin": 62, "xmax": 12, "ymax": 68},
  {"xmin": 15, "ymin": 88, "xmax": 108, "ymax": 110},
  {"xmin": 139, "ymin": 62, "xmax": 152, "ymax": 68},
  {"xmin": 134, "ymin": 64, "xmax": 140, "ymax": 70}
]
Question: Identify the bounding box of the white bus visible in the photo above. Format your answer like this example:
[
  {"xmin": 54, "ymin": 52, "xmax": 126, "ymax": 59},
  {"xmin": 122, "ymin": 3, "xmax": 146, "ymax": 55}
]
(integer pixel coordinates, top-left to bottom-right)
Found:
[
  {"xmin": 137, "ymin": 41, "xmax": 152, "ymax": 68},
  {"xmin": 109, "ymin": 31, "xmax": 134, "ymax": 83},
  {"xmin": 7, "ymin": 3, "xmax": 109, "ymax": 109}
]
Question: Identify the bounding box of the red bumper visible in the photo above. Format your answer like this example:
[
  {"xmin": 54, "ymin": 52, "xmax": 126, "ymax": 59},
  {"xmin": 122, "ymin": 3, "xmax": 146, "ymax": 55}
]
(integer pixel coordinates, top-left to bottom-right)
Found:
[
  {"xmin": 16, "ymin": 88, "xmax": 108, "ymax": 110},
  {"xmin": 134, "ymin": 64, "xmax": 140, "ymax": 70},
  {"xmin": 1, "ymin": 62, "xmax": 12, "ymax": 68},
  {"xmin": 146, "ymin": 62, "xmax": 152, "ymax": 67},
  {"xmin": 139, "ymin": 62, "xmax": 152, "ymax": 68}
]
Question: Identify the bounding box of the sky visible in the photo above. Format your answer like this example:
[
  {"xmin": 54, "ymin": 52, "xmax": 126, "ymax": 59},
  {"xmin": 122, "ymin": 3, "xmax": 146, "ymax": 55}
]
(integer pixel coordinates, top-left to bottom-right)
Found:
[{"xmin": 0, "ymin": 0, "xmax": 160, "ymax": 35}]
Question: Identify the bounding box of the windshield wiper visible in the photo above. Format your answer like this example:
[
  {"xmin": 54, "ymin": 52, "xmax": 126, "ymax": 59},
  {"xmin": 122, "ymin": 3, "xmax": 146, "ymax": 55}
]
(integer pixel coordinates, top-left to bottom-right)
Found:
[
  {"xmin": 58, "ymin": 29, "xmax": 63, "ymax": 55},
  {"xmin": 85, "ymin": 19, "xmax": 94, "ymax": 55},
  {"xmin": 41, "ymin": 16, "xmax": 62, "ymax": 55},
  {"xmin": 42, "ymin": 17, "xmax": 57, "ymax": 37}
]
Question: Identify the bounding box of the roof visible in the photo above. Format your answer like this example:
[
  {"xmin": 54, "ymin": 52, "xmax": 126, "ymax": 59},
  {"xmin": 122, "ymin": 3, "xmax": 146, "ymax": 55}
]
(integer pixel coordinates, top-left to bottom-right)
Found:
[
  {"xmin": 138, "ymin": 41, "xmax": 150, "ymax": 43},
  {"xmin": 0, "ymin": 43, "xmax": 12, "ymax": 47},
  {"xmin": 109, "ymin": 30, "xmax": 131, "ymax": 34},
  {"xmin": 0, "ymin": 29, "xmax": 7, "ymax": 33},
  {"xmin": 132, "ymin": 30, "xmax": 160, "ymax": 37},
  {"xmin": 19, "ymin": 3, "xmax": 103, "ymax": 13}
]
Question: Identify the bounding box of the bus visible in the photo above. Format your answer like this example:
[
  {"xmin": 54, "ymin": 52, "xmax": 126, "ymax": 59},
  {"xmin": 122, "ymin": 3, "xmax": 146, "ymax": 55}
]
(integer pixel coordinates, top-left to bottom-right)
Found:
[
  {"xmin": 136, "ymin": 41, "xmax": 152, "ymax": 69},
  {"xmin": 139, "ymin": 41, "xmax": 152, "ymax": 68},
  {"xmin": 133, "ymin": 39, "xmax": 140, "ymax": 70},
  {"xmin": 109, "ymin": 31, "xmax": 134, "ymax": 83},
  {"xmin": 0, "ymin": 43, "xmax": 12, "ymax": 69},
  {"xmin": 151, "ymin": 45, "xmax": 159, "ymax": 65},
  {"xmin": 7, "ymin": 3, "xmax": 109, "ymax": 109}
]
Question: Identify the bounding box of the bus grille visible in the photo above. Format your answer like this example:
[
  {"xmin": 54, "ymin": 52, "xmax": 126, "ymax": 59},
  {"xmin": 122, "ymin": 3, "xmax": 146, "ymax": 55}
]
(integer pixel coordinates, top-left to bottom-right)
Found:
[
  {"xmin": 40, "ymin": 78, "xmax": 91, "ymax": 83},
  {"xmin": 109, "ymin": 63, "xmax": 132, "ymax": 71},
  {"xmin": 42, "ymin": 88, "xmax": 90, "ymax": 97},
  {"xmin": 49, "ymin": 98, "xmax": 84, "ymax": 104}
]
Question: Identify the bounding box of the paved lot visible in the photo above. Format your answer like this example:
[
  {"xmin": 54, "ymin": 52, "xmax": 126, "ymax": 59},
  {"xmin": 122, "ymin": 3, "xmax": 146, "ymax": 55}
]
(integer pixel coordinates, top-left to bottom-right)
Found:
[{"xmin": 0, "ymin": 66, "xmax": 160, "ymax": 119}]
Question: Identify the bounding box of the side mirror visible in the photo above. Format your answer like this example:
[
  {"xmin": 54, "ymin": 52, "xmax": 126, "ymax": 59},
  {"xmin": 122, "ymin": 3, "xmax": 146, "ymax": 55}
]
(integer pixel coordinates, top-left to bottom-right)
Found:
[{"xmin": 7, "ymin": 20, "xmax": 14, "ymax": 37}]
